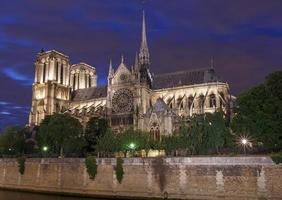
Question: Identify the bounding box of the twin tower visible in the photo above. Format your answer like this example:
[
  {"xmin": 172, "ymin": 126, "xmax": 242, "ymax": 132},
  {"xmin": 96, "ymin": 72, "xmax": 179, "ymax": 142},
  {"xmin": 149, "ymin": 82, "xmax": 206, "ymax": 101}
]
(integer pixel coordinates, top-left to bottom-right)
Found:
[{"xmin": 29, "ymin": 12, "xmax": 151, "ymax": 125}]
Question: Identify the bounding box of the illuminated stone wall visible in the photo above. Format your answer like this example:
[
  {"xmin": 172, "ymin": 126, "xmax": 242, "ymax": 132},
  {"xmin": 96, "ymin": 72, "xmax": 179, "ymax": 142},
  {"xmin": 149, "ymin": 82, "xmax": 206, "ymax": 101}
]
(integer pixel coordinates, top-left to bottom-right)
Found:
[{"xmin": 0, "ymin": 157, "xmax": 281, "ymax": 199}]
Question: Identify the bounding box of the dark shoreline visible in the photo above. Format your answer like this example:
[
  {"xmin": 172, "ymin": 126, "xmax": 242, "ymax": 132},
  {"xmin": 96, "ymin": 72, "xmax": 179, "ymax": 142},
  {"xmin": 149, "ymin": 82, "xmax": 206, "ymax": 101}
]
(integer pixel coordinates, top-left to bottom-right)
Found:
[{"xmin": 0, "ymin": 187, "xmax": 167, "ymax": 200}]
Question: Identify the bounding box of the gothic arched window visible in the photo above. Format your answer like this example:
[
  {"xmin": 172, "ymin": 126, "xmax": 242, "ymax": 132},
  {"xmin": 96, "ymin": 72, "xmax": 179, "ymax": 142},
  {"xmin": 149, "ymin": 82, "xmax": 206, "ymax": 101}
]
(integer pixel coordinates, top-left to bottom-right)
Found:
[
  {"xmin": 188, "ymin": 96, "xmax": 194, "ymax": 110},
  {"xmin": 74, "ymin": 75, "xmax": 76, "ymax": 90},
  {"xmin": 89, "ymin": 76, "xmax": 91, "ymax": 87},
  {"xmin": 199, "ymin": 94, "xmax": 205, "ymax": 113},
  {"xmin": 55, "ymin": 61, "xmax": 59, "ymax": 81},
  {"xmin": 219, "ymin": 92, "xmax": 225, "ymax": 108},
  {"xmin": 60, "ymin": 64, "xmax": 64, "ymax": 84},
  {"xmin": 209, "ymin": 94, "xmax": 216, "ymax": 108},
  {"xmin": 43, "ymin": 63, "xmax": 46, "ymax": 83},
  {"xmin": 150, "ymin": 122, "xmax": 160, "ymax": 141}
]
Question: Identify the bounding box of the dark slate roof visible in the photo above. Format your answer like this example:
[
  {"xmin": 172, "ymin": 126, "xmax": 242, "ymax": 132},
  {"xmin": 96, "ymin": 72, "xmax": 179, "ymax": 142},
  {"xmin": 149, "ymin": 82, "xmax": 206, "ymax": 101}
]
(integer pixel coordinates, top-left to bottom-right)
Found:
[
  {"xmin": 152, "ymin": 68, "xmax": 220, "ymax": 90},
  {"xmin": 71, "ymin": 86, "xmax": 107, "ymax": 101},
  {"xmin": 145, "ymin": 98, "xmax": 176, "ymax": 117}
]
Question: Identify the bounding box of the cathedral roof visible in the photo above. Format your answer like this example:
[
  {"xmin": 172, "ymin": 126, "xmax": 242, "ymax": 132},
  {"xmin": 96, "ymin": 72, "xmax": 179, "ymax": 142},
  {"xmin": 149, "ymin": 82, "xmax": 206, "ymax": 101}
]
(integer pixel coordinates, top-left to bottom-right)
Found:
[
  {"xmin": 145, "ymin": 98, "xmax": 176, "ymax": 117},
  {"xmin": 71, "ymin": 86, "xmax": 107, "ymax": 101},
  {"xmin": 152, "ymin": 68, "xmax": 220, "ymax": 90}
]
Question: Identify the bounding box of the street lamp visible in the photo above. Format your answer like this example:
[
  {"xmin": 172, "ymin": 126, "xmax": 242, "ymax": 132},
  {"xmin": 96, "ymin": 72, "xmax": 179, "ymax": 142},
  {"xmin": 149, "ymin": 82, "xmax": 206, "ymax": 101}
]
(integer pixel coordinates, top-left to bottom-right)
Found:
[
  {"xmin": 42, "ymin": 146, "xmax": 48, "ymax": 152},
  {"xmin": 129, "ymin": 143, "xmax": 136, "ymax": 150}
]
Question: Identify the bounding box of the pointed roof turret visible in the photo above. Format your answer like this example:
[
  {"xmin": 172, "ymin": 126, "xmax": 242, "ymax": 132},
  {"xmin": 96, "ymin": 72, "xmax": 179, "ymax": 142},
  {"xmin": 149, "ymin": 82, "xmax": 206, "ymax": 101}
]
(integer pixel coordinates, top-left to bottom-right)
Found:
[
  {"xmin": 210, "ymin": 56, "xmax": 214, "ymax": 69},
  {"xmin": 134, "ymin": 52, "xmax": 139, "ymax": 70},
  {"xmin": 121, "ymin": 54, "xmax": 124, "ymax": 63},
  {"xmin": 139, "ymin": 10, "xmax": 150, "ymax": 66},
  {"xmin": 108, "ymin": 59, "xmax": 114, "ymax": 77}
]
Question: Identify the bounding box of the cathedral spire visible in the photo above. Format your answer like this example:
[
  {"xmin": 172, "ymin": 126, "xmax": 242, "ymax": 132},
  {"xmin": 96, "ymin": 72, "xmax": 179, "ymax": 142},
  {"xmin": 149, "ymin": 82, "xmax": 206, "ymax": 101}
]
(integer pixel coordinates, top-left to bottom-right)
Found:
[
  {"xmin": 210, "ymin": 56, "xmax": 214, "ymax": 69},
  {"xmin": 134, "ymin": 52, "xmax": 139, "ymax": 70},
  {"xmin": 108, "ymin": 59, "xmax": 113, "ymax": 77},
  {"xmin": 121, "ymin": 54, "xmax": 124, "ymax": 63},
  {"xmin": 139, "ymin": 10, "xmax": 150, "ymax": 66}
]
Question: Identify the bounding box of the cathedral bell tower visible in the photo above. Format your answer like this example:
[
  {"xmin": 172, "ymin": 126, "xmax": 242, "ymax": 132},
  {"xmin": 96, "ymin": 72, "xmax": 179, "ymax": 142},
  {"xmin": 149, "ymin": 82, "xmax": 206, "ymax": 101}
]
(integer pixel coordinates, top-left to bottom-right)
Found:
[{"xmin": 29, "ymin": 50, "xmax": 71, "ymax": 125}]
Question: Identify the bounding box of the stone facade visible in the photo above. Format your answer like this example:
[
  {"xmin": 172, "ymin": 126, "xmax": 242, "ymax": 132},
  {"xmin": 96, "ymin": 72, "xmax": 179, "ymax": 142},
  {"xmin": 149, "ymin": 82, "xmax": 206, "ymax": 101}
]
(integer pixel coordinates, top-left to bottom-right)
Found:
[
  {"xmin": 29, "ymin": 12, "xmax": 233, "ymax": 135},
  {"xmin": 0, "ymin": 157, "xmax": 281, "ymax": 199}
]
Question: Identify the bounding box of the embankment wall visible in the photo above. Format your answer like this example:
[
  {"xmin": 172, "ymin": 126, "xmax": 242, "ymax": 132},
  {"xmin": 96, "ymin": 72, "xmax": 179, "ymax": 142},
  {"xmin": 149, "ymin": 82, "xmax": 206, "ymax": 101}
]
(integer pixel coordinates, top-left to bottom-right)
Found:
[{"xmin": 0, "ymin": 157, "xmax": 281, "ymax": 199}]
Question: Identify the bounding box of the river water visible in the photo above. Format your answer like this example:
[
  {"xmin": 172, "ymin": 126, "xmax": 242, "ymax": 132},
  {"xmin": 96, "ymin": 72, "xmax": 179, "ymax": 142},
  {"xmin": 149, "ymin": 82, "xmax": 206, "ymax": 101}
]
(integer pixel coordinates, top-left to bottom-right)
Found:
[{"xmin": 0, "ymin": 190, "xmax": 109, "ymax": 200}]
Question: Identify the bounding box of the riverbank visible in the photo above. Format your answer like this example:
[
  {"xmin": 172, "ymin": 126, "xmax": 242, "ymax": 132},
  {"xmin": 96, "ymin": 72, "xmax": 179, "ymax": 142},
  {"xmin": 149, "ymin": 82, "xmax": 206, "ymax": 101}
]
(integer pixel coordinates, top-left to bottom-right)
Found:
[{"xmin": 0, "ymin": 157, "xmax": 281, "ymax": 199}]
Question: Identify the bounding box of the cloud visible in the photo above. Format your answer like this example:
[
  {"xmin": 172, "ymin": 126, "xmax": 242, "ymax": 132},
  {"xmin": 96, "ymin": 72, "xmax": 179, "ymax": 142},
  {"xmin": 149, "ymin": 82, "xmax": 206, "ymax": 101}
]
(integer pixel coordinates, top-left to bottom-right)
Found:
[{"xmin": 1, "ymin": 68, "xmax": 33, "ymax": 86}]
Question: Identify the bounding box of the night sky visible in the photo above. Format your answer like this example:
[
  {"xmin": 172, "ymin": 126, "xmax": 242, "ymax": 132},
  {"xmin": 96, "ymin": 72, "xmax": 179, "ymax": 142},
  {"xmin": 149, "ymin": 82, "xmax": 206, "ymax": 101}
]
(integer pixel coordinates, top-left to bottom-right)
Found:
[{"xmin": 0, "ymin": 0, "xmax": 282, "ymax": 131}]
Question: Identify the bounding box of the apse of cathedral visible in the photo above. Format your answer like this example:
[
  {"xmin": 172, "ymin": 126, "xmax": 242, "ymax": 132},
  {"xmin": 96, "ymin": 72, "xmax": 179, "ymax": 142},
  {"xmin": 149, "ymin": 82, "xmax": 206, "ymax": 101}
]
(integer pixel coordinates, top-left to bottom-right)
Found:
[{"xmin": 29, "ymin": 12, "xmax": 233, "ymax": 137}]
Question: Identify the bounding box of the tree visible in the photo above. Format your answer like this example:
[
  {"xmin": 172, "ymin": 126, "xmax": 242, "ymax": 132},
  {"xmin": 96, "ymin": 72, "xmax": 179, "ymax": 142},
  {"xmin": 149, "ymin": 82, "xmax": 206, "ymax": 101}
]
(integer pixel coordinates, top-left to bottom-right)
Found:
[
  {"xmin": 96, "ymin": 130, "xmax": 117, "ymax": 157},
  {"xmin": 232, "ymin": 71, "xmax": 282, "ymax": 150},
  {"xmin": 181, "ymin": 112, "xmax": 230, "ymax": 155},
  {"xmin": 38, "ymin": 113, "xmax": 85, "ymax": 157},
  {"xmin": 0, "ymin": 126, "xmax": 25, "ymax": 155},
  {"xmin": 84, "ymin": 117, "xmax": 109, "ymax": 153}
]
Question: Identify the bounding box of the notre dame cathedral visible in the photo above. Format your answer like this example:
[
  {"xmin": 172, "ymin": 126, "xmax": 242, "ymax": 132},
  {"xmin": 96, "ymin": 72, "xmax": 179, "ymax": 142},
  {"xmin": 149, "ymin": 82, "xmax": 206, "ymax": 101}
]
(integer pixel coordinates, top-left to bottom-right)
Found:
[{"xmin": 29, "ymin": 12, "xmax": 233, "ymax": 139}]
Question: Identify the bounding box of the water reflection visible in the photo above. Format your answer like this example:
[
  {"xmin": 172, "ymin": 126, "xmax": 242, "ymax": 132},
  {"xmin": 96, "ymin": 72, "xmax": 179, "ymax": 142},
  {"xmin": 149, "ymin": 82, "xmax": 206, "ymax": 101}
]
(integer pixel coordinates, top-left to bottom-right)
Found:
[{"xmin": 0, "ymin": 190, "xmax": 107, "ymax": 200}]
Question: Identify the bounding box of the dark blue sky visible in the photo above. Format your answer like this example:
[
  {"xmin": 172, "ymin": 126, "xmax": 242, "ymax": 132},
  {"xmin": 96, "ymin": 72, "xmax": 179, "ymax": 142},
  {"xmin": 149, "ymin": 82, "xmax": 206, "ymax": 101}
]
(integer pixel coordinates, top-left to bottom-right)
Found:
[{"xmin": 0, "ymin": 0, "xmax": 282, "ymax": 130}]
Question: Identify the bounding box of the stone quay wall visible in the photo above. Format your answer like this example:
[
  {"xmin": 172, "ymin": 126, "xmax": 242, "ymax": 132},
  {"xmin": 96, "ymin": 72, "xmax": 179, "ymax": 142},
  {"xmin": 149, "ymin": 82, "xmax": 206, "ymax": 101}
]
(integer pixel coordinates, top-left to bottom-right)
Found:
[{"xmin": 0, "ymin": 157, "xmax": 281, "ymax": 199}]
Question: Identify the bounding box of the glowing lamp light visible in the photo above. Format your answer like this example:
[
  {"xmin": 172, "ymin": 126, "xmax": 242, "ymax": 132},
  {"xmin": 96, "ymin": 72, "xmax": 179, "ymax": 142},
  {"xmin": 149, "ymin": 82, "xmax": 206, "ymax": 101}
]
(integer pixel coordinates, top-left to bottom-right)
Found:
[
  {"xmin": 42, "ymin": 146, "xmax": 48, "ymax": 152},
  {"xmin": 129, "ymin": 143, "xmax": 136, "ymax": 150},
  {"xmin": 241, "ymin": 138, "xmax": 248, "ymax": 145}
]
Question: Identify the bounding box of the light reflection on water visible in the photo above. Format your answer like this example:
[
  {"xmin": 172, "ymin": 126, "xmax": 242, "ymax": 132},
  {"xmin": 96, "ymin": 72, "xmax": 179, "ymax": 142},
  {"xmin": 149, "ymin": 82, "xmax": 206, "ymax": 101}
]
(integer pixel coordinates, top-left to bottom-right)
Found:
[{"xmin": 0, "ymin": 190, "xmax": 110, "ymax": 200}]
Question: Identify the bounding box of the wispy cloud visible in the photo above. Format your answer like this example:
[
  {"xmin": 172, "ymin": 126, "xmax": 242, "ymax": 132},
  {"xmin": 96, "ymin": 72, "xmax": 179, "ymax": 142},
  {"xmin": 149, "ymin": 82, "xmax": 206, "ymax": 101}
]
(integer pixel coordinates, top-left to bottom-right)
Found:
[
  {"xmin": 1, "ymin": 68, "xmax": 33, "ymax": 86},
  {"xmin": 0, "ymin": 111, "xmax": 11, "ymax": 115}
]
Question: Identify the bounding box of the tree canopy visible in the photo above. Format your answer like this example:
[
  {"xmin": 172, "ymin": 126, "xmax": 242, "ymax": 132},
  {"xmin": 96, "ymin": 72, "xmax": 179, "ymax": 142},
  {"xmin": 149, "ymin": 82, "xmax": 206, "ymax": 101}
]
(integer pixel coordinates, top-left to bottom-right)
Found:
[
  {"xmin": 84, "ymin": 117, "xmax": 109, "ymax": 152},
  {"xmin": 232, "ymin": 71, "xmax": 282, "ymax": 150},
  {"xmin": 38, "ymin": 113, "xmax": 85, "ymax": 156},
  {"xmin": 0, "ymin": 126, "xmax": 25, "ymax": 155}
]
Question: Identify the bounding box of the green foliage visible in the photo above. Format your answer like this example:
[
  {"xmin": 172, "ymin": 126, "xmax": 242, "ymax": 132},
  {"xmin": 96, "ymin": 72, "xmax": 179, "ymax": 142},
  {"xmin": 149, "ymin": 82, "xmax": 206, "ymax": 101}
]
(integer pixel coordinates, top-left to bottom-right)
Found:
[
  {"xmin": 85, "ymin": 117, "xmax": 109, "ymax": 152},
  {"xmin": 232, "ymin": 71, "xmax": 282, "ymax": 150},
  {"xmin": 96, "ymin": 130, "xmax": 118, "ymax": 157},
  {"xmin": 17, "ymin": 156, "xmax": 26, "ymax": 175},
  {"xmin": 271, "ymin": 152, "xmax": 282, "ymax": 164},
  {"xmin": 38, "ymin": 113, "xmax": 86, "ymax": 156},
  {"xmin": 176, "ymin": 112, "xmax": 230, "ymax": 155},
  {"xmin": 115, "ymin": 157, "xmax": 124, "ymax": 183},
  {"xmin": 161, "ymin": 134, "xmax": 185, "ymax": 155},
  {"xmin": 85, "ymin": 156, "xmax": 98, "ymax": 180},
  {"xmin": 96, "ymin": 128, "xmax": 155, "ymax": 157},
  {"xmin": 0, "ymin": 126, "xmax": 25, "ymax": 155}
]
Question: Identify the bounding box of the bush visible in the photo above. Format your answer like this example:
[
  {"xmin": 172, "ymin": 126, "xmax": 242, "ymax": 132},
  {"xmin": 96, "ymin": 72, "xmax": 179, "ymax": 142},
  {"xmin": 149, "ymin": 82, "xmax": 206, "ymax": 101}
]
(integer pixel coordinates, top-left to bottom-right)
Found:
[
  {"xmin": 85, "ymin": 156, "xmax": 98, "ymax": 180},
  {"xmin": 17, "ymin": 156, "xmax": 26, "ymax": 175},
  {"xmin": 271, "ymin": 152, "xmax": 282, "ymax": 164},
  {"xmin": 116, "ymin": 157, "xmax": 124, "ymax": 183}
]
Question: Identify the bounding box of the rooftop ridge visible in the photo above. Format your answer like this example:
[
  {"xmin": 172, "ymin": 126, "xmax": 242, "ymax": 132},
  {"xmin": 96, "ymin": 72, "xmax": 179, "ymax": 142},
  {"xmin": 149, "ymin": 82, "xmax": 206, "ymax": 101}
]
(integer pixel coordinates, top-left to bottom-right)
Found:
[
  {"xmin": 153, "ymin": 67, "xmax": 213, "ymax": 77},
  {"xmin": 38, "ymin": 49, "xmax": 69, "ymax": 59}
]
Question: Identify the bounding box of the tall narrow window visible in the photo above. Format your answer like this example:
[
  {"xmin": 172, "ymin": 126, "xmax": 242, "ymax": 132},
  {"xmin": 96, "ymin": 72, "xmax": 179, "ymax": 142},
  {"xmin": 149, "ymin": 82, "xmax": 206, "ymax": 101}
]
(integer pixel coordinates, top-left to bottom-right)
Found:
[
  {"xmin": 85, "ymin": 74, "xmax": 87, "ymax": 88},
  {"xmin": 43, "ymin": 63, "xmax": 46, "ymax": 83},
  {"xmin": 73, "ymin": 74, "xmax": 76, "ymax": 90},
  {"xmin": 77, "ymin": 73, "xmax": 80, "ymax": 89},
  {"xmin": 209, "ymin": 94, "xmax": 216, "ymax": 108},
  {"xmin": 55, "ymin": 62, "xmax": 59, "ymax": 81},
  {"xmin": 89, "ymin": 76, "xmax": 91, "ymax": 87},
  {"xmin": 188, "ymin": 96, "xmax": 194, "ymax": 110},
  {"xmin": 199, "ymin": 95, "xmax": 205, "ymax": 113},
  {"xmin": 60, "ymin": 64, "xmax": 64, "ymax": 84}
]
